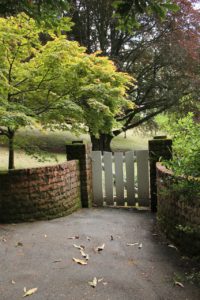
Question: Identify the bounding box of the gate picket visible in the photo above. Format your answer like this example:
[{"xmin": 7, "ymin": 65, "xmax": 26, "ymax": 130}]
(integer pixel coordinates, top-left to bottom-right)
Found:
[
  {"xmin": 103, "ymin": 152, "xmax": 114, "ymax": 205},
  {"xmin": 125, "ymin": 151, "xmax": 135, "ymax": 205},
  {"xmin": 114, "ymin": 152, "xmax": 124, "ymax": 205},
  {"xmin": 91, "ymin": 151, "xmax": 103, "ymax": 206}
]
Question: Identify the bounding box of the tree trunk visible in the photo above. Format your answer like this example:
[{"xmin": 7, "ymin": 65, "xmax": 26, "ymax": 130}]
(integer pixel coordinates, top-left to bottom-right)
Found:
[
  {"xmin": 90, "ymin": 133, "xmax": 113, "ymax": 152},
  {"xmin": 8, "ymin": 129, "xmax": 15, "ymax": 170}
]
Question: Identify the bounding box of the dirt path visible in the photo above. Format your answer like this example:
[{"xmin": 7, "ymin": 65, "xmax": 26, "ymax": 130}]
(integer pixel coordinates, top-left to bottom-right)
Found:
[{"xmin": 0, "ymin": 208, "xmax": 199, "ymax": 300}]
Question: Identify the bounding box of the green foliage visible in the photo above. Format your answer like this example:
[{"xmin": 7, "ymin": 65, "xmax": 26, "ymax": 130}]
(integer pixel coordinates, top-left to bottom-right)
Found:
[
  {"xmin": 113, "ymin": 0, "xmax": 179, "ymax": 30},
  {"xmin": 186, "ymin": 271, "xmax": 200, "ymax": 286},
  {"xmin": 156, "ymin": 113, "xmax": 200, "ymax": 178},
  {"xmin": 176, "ymin": 224, "xmax": 198, "ymax": 235},
  {"xmin": 0, "ymin": 13, "xmax": 134, "ymax": 168},
  {"xmin": 0, "ymin": 0, "xmax": 71, "ymax": 30}
]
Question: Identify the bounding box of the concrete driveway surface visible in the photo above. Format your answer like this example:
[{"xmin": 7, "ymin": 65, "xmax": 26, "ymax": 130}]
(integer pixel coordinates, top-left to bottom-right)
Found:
[{"xmin": 0, "ymin": 208, "xmax": 199, "ymax": 300}]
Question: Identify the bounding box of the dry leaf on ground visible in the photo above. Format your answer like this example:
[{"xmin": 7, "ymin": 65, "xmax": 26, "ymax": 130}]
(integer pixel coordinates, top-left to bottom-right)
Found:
[
  {"xmin": 98, "ymin": 278, "xmax": 104, "ymax": 283},
  {"xmin": 95, "ymin": 243, "xmax": 105, "ymax": 252},
  {"xmin": 85, "ymin": 254, "xmax": 89, "ymax": 260},
  {"xmin": 52, "ymin": 259, "xmax": 62, "ymax": 263},
  {"xmin": 80, "ymin": 249, "xmax": 89, "ymax": 260},
  {"xmin": 88, "ymin": 277, "xmax": 97, "ymax": 288},
  {"xmin": 128, "ymin": 259, "xmax": 137, "ymax": 265},
  {"xmin": 11, "ymin": 280, "xmax": 16, "ymax": 285},
  {"xmin": 15, "ymin": 242, "xmax": 23, "ymax": 247},
  {"xmin": 174, "ymin": 281, "xmax": 184, "ymax": 288},
  {"xmin": 138, "ymin": 243, "xmax": 143, "ymax": 249},
  {"xmin": 73, "ymin": 258, "xmax": 87, "ymax": 265},
  {"xmin": 127, "ymin": 243, "xmax": 139, "ymax": 246},
  {"xmin": 103, "ymin": 282, "xmax": 108, "ymax": 285},
  {"xmin": 168, "ymin": 244, "xmax": 178, "ymax": 251},
  {"xmin": 73, "ymin": 244, "xmax": 85, "ymax": 250},
  {"xmin": 23, "ymin": 287, "xmax": 38, "ymax": 297},
  {"xmin": 68, "ymin": 236, "xmax": 79, "ymax": 240}
]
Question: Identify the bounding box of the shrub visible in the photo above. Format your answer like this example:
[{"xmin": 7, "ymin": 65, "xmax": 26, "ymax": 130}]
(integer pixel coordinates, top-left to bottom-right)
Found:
[{"xmin": 156, "ymin": 113, "xmax": 200, "ymax": 178}]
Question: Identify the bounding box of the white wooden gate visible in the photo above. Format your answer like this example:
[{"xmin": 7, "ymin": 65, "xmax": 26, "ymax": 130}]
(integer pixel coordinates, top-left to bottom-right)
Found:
[{"xmin": 92, "ymin": 150, "xmax": 150, "ymax": 207}]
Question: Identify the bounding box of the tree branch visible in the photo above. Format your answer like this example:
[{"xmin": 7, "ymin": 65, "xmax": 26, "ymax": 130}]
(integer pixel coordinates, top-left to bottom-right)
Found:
[{"xmin": 9, "ymin": 74, "xmax": 59, "ymax": 98}]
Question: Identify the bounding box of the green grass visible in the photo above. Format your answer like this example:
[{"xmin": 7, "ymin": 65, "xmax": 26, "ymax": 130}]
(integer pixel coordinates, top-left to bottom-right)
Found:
[
  {"xmin": 0, "ymin": 128, "xmax": 158, "ymax": 170},
  {"xmin": 0, "ymin": 147, "xmax": 66, "ymax": 171},
  {"xmin": 14, "ymin": 128, "xmax": 90, "ymax": 153},
  {"xmin": 111, "ymin": 130, "xmax": 153, "ymax": 151}
]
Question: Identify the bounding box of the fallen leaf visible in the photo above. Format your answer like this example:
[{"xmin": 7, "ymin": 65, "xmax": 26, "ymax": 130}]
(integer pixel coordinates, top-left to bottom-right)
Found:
[
  {"xmin": 88, "ymin": 277, "xmax": 97, "ymax": 288},
  {"xmin": 95, "ymin": 243, "xmax": 105, "ymax": 252},
  {"xmin": 11, "ymin": 280, "xmax": 16, "ymax": 285},
  {"xmin": 127, "ymin": 243, "xmax": 139, "ymax": 246},
  {"xmin": 168, "ymin": 244, "xmax": 178, "ymax": 251},
  {"xmin": 80, "ymin": 249, "xmax": 86, "ymax": 256},
  {"xmin": 73, "ymin": 258, "xmax": 87, "ymax": 265},
  {"xmin": 128, "ymin": 259, "xmax": 137, "ymax": 266},
  {"xmin": 138, "ymin": 243, "xmax": 143, "ymax": 249},
  {"xmin": 103, "ymin": 282, "xmax": 108, "ymax": 286},
  {"xmin": 98, "ymin": 278, "xmax": 104, "ymax": 283},
  {"xmin": 80, "ymin": 249, "xmax": 89, "ymax": 260},
  {"xmin": 174, "ymin": 281, "xmax": 184, "ymax": 288},
  {"xmin": 68, "ymin": 236, "xmax": 79, "ymax": 240},
  {"xmin": 52, "ymin": 259, "xmax": 62, "ymax": 263},
  {"xmin": 23, "ymin": 287, "xmax": 38, "ymax": 297},
  {"xmin": 73, "ymin": 244, "xmax": 85, "ymax": 250},
  {"xmin": 15, "ymin": 242, "xmax": 23, "ymax": 247}
]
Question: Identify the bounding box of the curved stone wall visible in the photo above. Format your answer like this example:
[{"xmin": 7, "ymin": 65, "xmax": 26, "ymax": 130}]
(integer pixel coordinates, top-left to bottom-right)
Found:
[
  {"xmin": 0, "ymin": 161, "xmax": 81, "ymax": 223},
  {"xmin": 156, "ymin": 163, "xmax": 200, "ymax": 256}
]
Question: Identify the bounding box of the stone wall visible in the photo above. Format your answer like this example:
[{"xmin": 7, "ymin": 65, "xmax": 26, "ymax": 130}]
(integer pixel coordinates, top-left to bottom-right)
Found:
[
  {"xmin": 156, "ymin": 163, "xmax": 200, "ymax": 256},
  {"xmin": 0, "ymin": 161, "xmax": 81, "ymax": 223}
]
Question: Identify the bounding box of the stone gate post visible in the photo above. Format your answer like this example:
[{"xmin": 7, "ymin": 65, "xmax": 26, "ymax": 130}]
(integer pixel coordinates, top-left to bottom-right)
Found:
[
  {"xmin": 148, "ymin": 137, "xmax": 172, "ymax": 212},
  {"xmin": 66, "ymin": 142, "xmax": 93, "ymax": 208}
]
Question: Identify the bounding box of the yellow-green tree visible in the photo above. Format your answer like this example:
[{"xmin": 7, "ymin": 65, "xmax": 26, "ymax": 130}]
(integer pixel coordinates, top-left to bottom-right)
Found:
[{"xmin": 0, "ymin": 13, "xmax": 134, "ymax": 169}]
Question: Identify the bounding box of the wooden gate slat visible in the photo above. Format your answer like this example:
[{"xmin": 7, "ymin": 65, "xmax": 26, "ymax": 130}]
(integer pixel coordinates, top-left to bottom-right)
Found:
[
  {"xmin": 92, "ymin": 151, "xmax": 103, "ymax": 206},
  {"xmin": 103, "ymin": 152, "xmax": 114, "ymax": 205},
  {"xmin": 136, "ymin": 150, "xmax": 149, "ymax": 206},
  {"xmin": 125, "ymin": 151, "xmax": 135, "ymax": 205},
  {"xmin": 114, "ymin": 152, "xmax": 124, "ymax": 205}
]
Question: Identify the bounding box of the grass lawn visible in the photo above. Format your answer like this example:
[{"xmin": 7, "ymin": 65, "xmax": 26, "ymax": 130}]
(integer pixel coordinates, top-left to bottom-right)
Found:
[
  {"xmin": 0, "ymin": 128, "xmax": 158, "ymax": 170},
  {"xmin": 0, "ymin": 148, "xmax": 66, "ymax": 171},
  {"xmin": 111, "ymin": 130, "xmax": 153, "ymax": 151}
]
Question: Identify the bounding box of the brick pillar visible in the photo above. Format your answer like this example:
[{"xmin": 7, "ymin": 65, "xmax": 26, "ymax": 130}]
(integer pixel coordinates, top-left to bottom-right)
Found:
[
  {"xmin": 66, "ymin": 142, "xmax": 93, "ymax": 208},
  {"xmin": 148, "ymin": 137, "xmax": 172, "ymax": 212}
]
